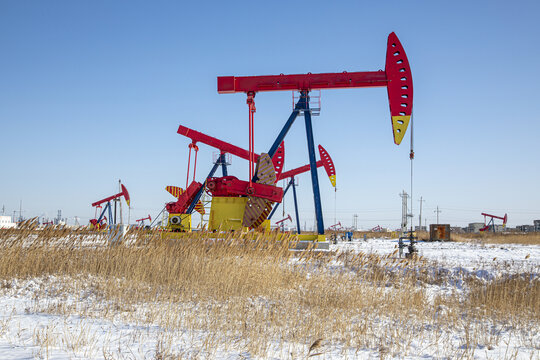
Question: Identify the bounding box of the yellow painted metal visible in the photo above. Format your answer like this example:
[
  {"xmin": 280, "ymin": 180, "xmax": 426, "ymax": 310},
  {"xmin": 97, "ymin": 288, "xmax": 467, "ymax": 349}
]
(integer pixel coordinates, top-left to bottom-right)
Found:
[
  {"xmin": 296, "ymin": 234, "xmax": 326, "ymax": 242},
  {"xmin": 167, "ymin": 213, "xmax": 191, "ymax": 232},
  {"xmin": 258, "ymin": 219, "xmax": 271, "ymax": 232},
  {"xmin": 391, "ymin": 115, "xmax": 411, "ymax": 145},
  {"xmin": 328, "ymin": 174, "xmax": 336, "ymax": 188},
  {"xmin": 165, "ymin": 186, "xmax": 205, "ymax": 215},
  {"xmin": 208, "ymin": 196, "xmax": 248, "ymax": 231}
]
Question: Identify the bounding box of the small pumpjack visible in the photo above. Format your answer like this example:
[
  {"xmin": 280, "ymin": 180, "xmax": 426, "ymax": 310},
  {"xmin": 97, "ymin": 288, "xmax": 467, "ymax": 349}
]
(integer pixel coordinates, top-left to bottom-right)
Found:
[
  {"xmin": 173, "ymin": 125, "xmax": 285, "ymax": 232},
  {"xmin": 136, "ymin": 214, "xmax": 151, "ymax": 229},
  {"xmin": 268, "ymin": 144, "xmax": 336, "ymax": 235},
  {"xmin": 480, "ymin": 212, "xmax": 507, "ymax": 232},
  {"xmin": 89, "ymin": 184, "xmax": 130, "ymax": 230},
  {"xmin": 275, "ymin": 214, "xmax": 292, "ymax": 231}
]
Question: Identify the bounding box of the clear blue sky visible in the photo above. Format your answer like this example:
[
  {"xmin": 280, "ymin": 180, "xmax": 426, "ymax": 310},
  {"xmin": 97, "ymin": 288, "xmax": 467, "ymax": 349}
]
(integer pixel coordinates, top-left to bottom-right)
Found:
[{"xmin": 1, "ymin": 0, "xmax": 539, "ymax": 229}]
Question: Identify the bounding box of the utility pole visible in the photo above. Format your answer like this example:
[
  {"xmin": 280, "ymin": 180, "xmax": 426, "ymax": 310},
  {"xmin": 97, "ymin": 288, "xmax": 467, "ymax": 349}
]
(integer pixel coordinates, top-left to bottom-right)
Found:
[
  {"xmin": 119, "ymin": 180, "xmax": 123, "ymax": 225},
  {"xmin": 334, "ymin": 187, "xmax": 337, "ymax": 228},
  {"xmin": 19, "ymin": 200, "xmax": 23, "ymax": 222},
  {"xmin": 399, "ymin": 191, "xmax": 409, "ymax": 236},
  {"xmin": 434, "ymin": 206, "xmax": 442, "ymax": 224},
  {"xmin": 418, "ymin": 197, "xmax": 425, "ymax": 230}
]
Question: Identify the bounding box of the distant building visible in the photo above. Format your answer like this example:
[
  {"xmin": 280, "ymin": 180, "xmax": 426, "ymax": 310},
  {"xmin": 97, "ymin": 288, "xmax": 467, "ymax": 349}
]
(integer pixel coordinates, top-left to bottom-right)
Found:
[
  {"xmin": 414, "ymin": 226, "xmax": 427, "ymax": 232},
  {"xmin": 517, "ymin": 225, "xmax": 535, "ymax": 233},
  {"xmin": 451, "ymin": 226, "xmax": 464, "ymax": 234},
  {"xmin": 534, "ymin": 220, "xmax": 540, "ymax": 232},
  {"xmin": 0, "ymin": 216, "xmax": 16, "ymax": 229},
  {"xmin": 468, "ymin": 222, "xmax": 485, "ymax": 233}
]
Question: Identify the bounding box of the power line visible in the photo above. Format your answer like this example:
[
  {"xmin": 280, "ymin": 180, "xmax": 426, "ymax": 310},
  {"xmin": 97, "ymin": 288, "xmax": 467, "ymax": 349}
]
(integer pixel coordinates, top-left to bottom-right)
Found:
[{"xmin": 434, "ymin": 206, "xmax": 442, "ymax": 224}]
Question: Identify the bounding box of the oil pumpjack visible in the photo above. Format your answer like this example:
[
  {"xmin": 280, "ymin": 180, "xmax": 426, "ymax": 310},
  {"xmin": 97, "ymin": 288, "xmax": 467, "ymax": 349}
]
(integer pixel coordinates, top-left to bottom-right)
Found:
[{"xmin": 163, "ymin": 32, "xmax": 413, "ymax": 249}]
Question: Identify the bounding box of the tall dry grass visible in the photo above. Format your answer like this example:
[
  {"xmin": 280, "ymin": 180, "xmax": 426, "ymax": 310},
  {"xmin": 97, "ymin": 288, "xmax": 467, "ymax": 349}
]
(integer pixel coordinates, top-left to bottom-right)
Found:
[
  {"xmin": 452, "ymin": 231, "xmax": 540, "ymax": 245},
  {"xmin": 0, "ymin": 221, "xmax": 538, "ymax": 358}
]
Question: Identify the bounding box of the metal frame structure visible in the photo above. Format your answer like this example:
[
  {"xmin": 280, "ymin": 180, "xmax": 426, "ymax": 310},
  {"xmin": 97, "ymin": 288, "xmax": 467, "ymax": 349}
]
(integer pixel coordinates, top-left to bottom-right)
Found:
[
  {"xmin": 268, "ymin": 145, "xmax": 336, "ymax": 234},
  {"xmin": 480, "ymin": 212, "xmax": 508, "ymax": 232},
  {"xmin": 176, "ymin": 125, "xmax": 286, "ymax": 217},
  {"xmin": 217, "ymin": 32, "xmax": 413, "ymax": 236},
  {"xmin": 136, "ymin": 214, "xmax": 151, "ymax": 227},
  {"xmin": 90, "ymin": 184, "xmax": 130, "ymax": 229}
]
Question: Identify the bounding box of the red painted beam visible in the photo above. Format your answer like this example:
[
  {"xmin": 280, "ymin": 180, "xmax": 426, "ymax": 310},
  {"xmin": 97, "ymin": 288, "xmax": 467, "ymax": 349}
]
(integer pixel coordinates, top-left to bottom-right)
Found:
[
  {"xmin": 92, "ymin": 185, "xmax": 130, "ymax": 207},
  {"xmin": 136, "ymin": 215, "xmax": 151, "ymax": 222},
  {"xmin": 278, "ymin": 145, "xmax": 335, "ymax": 185},
  {"xmin": 481, "ymin": 213, "xmax": 508, "ymax": 224},
  {"xmin": 279, "ymin": 161, "xmax": 323, "ymax": 180},
  {"xmin": 275, "ymin": 214, "xmax": 292, "ymax": 225},
  {"xmin": 177, "ymin": 125, "xmax": 257, "ymax": 162},
  {"xmin": 206, "ymin": 176, "xmax": 283, "ymax": 203},
  {"xmin": 481, "ymin": 213, "xmax": 504, "ymax": 221},
  {"xmin": 218, "ymin": 71, "xmax": 388, "ymax": 94},
  {"xmin": 217, "ymin": 32, "xmax": 413, "ymax": 146}
]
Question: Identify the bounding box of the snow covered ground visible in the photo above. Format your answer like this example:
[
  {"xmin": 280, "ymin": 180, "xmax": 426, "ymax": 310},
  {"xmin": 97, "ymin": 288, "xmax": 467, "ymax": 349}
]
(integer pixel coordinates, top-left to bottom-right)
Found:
[
  {"xmin": 0, "ymin": 237, "xmax": 537, "ymax": 359},
  {"xmin": 334, "ymin": 238, "xmax": 540, "ymax": 278}
]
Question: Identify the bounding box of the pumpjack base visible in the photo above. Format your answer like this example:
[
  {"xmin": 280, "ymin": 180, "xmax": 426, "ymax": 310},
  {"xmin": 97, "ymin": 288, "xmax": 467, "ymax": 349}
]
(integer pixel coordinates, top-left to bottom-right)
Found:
[{"xmin": 292, "ymin": 234, "xmax": 329, "ymax": 250}]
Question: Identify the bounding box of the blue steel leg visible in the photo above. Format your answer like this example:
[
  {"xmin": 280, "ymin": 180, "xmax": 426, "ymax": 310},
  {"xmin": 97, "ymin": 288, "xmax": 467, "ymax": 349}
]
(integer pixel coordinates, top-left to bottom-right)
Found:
[
  {"xmin": 267, "ymin": 97, "xmax": 305, "ymax": 159},
  {"xmin": 186, "ymin": 154, "xmax": 223, "ymax": 214},
  {"xmin": 268, "ymin": 178, "xmax": 294, "ymax": 220},
  {"xmin": 291, "ymin": 176, "xmax": 301, "ymax": 234},
  {"xmin": 221, "ymin": 160, "xmax": 228, "ymax": 176},
  {"xmin": 251, "ymin": 96, "xmax": 304, "ymax": 183},
  {"xmin": 303, "ymin": 92, "xmax": 325, "ymax": 235},
  {"xmin": 107, "ymin": 202, "xmax": 113, "ymax": 226},
  {"xmin": 96, "ymin": 202, "xmax": 110, "ymax": 223}
]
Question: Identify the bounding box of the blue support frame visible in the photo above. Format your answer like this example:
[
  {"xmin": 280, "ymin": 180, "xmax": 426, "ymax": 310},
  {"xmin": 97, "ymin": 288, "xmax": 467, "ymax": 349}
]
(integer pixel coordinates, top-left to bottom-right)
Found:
[
  {"xmin": 267, "ymin": 97, "xmax": 304, "ymax": 159},
  {"xmin": 302, "ymin": 92, "xmax": 325, "ymax": 235},
  {"xmin": 108, "ymin": 203, "xmax": 113, "ymax": 226},
  {"xmin": 291, "ymin": 176, "xmax": 301, "ymax": 234},
  {"xmin": 268, "ymin": 179, "xmax": 294, "ymax": 220},
  {"xmin": 96, "ymin": 201, "xmax": 113, "ymax": 227},
  {"xmin": 268, "ymin": 177, "xmax": 302, "ymax": 234},
  {"xmin": 183, "ymin": 93, "xmax": 325, "ymax": 235},
  {"xmin": 186, "ymin": 153, "xmax": 225, "ymax": 214},
  {"xmin": 221, "ymin": 159, "xmax": 228, "ymax": 176},
  {"xmin": 265, "ymin": 92, "xmax": 324, "ymax": 235}
]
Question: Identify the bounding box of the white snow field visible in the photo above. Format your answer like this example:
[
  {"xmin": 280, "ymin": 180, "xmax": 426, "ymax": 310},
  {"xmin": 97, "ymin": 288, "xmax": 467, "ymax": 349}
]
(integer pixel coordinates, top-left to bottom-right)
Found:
[
  {"xmin": 0, "ymin": 237, "xmax": 537, "ymax": 359},
  {"xmin": 335, "ymin": 238, "xmax": 540, "ymax": 278}
]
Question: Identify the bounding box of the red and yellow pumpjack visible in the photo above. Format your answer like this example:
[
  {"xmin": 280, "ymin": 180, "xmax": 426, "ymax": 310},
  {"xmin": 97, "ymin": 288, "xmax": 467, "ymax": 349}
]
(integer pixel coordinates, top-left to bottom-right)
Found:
[
  {"xmin": 89, "ymin": 184, "xmax": 130, "ymax": 230},
  {"xmin": 165, "ymin": 32, "xmax": 413, "ymax": 248}
]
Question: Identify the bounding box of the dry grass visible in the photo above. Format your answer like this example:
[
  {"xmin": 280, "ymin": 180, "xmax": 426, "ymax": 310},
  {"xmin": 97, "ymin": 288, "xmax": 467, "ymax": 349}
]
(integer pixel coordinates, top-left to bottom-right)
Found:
[
  {"xmin": 0, "ymin": 221, "xmax": 538, "ymax": 358},
  {"xmin": 452, "ymin": 232, "xmax": 540, "ymax": 245}
]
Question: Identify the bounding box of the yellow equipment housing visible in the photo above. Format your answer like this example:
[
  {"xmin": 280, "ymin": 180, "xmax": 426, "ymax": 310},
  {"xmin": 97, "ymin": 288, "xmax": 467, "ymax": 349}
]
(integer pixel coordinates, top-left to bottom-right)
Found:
[
  {"xmin": 208, "ymin": 196, "xmax": 247, "ymax": 231},
  {"xmin": 258, "ymin": 219, "xmax": 271, "ymax": 232},
  {"xmin": 297, "ymin": 234, "xmax": 326, "ymax": 242},
  {"xmin": 168, "ymin": 213, "xmax": 191, "ymax": 232}
]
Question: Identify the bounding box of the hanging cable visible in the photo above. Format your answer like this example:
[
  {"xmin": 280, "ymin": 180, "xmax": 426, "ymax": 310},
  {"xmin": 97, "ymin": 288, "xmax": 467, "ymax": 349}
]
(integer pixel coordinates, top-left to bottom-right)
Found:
[
  {"xmin": 246, "ymin": 92, "xmax": 256, "ymax": 188},
  {"xmin": 409, "ymin": 112, "xmax": 414, "ymax": 232},
  {"xmin": 334, "ymin": 187, "xmax": 337, "ymax": 227},
  {"xmin": 186, "ymin": 143, "xmax": 193, "ymax": 189},
  {"xmin": 192, "ymin": 143, "xmax": 199, "ymax": 182},
  {"xmin": 185, "ymin": 142, "xmax": 199, "ymax": 189},
  {"xmin": 149, "ymin": 206, "xmax": 166, "ymax": 228}
]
